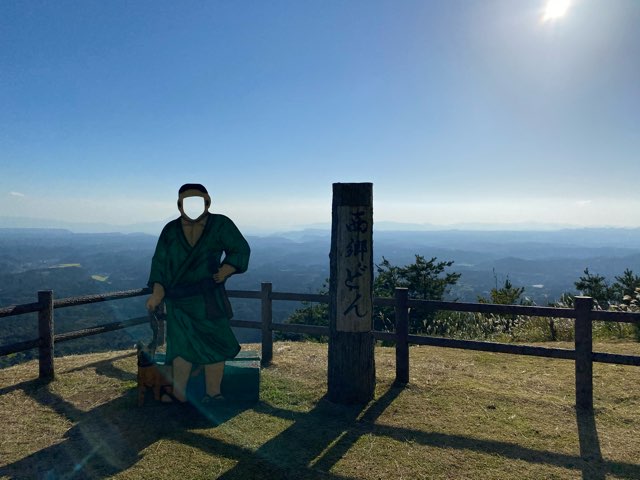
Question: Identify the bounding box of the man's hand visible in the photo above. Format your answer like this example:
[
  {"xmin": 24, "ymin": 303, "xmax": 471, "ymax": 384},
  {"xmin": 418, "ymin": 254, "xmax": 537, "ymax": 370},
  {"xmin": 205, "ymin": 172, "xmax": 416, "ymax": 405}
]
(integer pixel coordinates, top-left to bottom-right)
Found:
[
  {"xmin": 146, "ymin": 294, "xmax": 163, "ymax": 311},
  {"xmin": 146, "ymin": 283, "xmax": 165, "ymax": 311},
  {"xmin": 214, "ymin": 264, "xmax": 236, "ymax": 283}
]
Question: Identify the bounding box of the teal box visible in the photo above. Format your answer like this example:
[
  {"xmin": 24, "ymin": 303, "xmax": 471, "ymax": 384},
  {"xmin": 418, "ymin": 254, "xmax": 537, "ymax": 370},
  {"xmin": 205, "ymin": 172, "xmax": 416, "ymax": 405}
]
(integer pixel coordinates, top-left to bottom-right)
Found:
[{"xmin": 154, "ymin": 350, "xmax": 261, "ymax": 403}]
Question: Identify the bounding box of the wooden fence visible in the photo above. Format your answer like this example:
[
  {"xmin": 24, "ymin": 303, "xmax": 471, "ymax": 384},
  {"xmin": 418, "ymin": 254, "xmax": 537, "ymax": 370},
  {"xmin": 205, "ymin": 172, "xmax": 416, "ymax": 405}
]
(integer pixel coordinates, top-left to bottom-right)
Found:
[{"xmin": 1, "ymin": 283, "xmax": 640, "ymax": 411}]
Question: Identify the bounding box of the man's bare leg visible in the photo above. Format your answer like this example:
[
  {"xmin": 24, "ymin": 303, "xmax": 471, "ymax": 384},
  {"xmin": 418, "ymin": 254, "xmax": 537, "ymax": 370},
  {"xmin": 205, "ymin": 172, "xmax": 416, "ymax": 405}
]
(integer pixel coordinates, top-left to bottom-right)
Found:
[
  {"xmin": 205, "ymin": 362, "xmax": 225, "ymax": 397},
  {"xmin": 163, "ymin": 356, "xmax": 191, "ymax": 402}
]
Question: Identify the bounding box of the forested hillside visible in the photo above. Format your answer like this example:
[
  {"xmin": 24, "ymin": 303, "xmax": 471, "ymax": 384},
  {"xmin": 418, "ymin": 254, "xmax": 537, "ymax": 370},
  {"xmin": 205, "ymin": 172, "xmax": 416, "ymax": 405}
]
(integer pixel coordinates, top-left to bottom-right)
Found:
[{"xmin": 2, "ymin": 227, "xmax": 640, "ymax": 368}]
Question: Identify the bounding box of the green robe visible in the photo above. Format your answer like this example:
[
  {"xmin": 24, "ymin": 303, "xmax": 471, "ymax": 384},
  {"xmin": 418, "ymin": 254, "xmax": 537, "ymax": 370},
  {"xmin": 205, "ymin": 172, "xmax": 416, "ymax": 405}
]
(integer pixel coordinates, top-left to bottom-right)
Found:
[{"xmin": 147, "ymin": 213, "xmax": 250, "ymax": 365}]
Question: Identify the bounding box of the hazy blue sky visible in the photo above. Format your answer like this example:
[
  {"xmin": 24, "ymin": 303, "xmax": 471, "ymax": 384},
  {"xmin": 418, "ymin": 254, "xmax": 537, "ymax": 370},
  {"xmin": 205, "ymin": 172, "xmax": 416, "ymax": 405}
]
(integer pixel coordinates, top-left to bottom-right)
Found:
[{"xmin": 1, "ymin": 0, "xmax": 639, "ymax": 232}]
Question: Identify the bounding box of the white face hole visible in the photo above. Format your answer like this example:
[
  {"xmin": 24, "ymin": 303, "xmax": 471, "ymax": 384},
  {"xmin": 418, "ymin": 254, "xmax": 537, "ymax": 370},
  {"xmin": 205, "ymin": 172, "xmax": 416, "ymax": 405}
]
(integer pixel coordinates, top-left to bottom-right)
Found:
[{"xmin": 182, "ymin": 197, "xmax": 206, "ymax": 220}]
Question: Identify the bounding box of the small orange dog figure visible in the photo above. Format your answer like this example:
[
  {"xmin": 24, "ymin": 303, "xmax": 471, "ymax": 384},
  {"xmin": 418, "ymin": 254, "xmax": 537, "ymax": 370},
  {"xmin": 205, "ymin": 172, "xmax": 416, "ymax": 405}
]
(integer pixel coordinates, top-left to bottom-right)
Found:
[{"xmin": 136, "ymin": 341, "xmax": 171, "ymax": 406}]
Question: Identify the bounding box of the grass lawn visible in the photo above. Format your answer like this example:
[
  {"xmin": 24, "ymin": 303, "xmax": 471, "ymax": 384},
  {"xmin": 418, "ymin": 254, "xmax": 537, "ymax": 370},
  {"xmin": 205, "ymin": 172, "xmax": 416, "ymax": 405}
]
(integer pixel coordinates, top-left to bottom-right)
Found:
[{"xmin": 1, "ymin": 341, "xmax": 639, "ymax": 479}]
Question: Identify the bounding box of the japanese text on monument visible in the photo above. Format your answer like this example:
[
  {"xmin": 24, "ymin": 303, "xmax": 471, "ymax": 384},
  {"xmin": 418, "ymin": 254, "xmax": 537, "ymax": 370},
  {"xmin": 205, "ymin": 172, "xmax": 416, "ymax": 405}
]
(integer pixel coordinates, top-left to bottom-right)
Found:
[{"xmin": 337, "ymin": 206, "xmax": 372, "ymax": 332}]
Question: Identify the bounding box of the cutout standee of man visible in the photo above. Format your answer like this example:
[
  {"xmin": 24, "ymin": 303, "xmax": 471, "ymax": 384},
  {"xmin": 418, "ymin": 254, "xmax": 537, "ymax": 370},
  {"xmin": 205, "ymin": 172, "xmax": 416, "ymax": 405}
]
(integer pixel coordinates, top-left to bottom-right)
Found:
[{"xmin": 146, "ymin": 183, "xmax": 250, "ymax": 405}]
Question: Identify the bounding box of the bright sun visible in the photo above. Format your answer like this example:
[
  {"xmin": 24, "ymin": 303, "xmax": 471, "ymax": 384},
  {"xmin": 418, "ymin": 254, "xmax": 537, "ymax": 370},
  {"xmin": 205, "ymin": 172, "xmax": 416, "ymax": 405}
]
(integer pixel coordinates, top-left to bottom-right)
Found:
[{"xmin": 542, "ymin": 0, "xmax": 572, "ymax": 22}]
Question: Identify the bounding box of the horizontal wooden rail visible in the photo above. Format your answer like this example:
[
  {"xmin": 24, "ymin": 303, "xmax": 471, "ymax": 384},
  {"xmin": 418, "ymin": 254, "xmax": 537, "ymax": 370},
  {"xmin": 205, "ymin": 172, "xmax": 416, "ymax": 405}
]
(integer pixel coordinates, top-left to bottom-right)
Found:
[
  {"xmin": 592, "ymin": 351, "xmax": 640, "ymax": 366},
  {"xmin": 229, "ymin": 290, "xmax": 329, "ymax": 302},
  {"xmin": 54, "ymin": 316, "xmax": 150, "ymax": 344},
  {"xmin": 270, "ymin": 292, "xmax": 329, "ymax": 302},
  {"xmin": 226, "ymin": 290, "xmax": 262, "ymax": 300},
  {"xmin": 373, "ymin": 297, "xmax": 396, "ymax": 308},
  {"xmin": 407, "ymin": 299, "xmax": 578, "ymax": 319},
  {"xmin": 272, "ymin": 323, "xmax": 330, "ymax": 336},
  {"xmin": 229, "ymin": 319, "xmax": 262, "ymax": 330},
  {"xmin": 591, "ymin": 310, "xmax": 640, "ymax": 324},
  {"xmin": 3, "ymin": 290, "xmax": 639, "ymax": 324},
  {"xmin": 376, "ymin": 331, "xmax": 640, "ymax": 365},
  {"xmin": 0, "ymin": 338, "xmax": 41, "ymax": 357},
  {"xmin": 3, "ymin": 323, "xmax": 636, "ymax": 366},
  {"xmin": 2, "ymin": 284, "xmax": 639, "ymax": 414},
  {"xmin": 53, "ymin": 288, "xmax": 152, "ymax": 309},
  {"xmin": 407, "ymin": 334, "xmax": 576, "ymax": 360},
  {"xmin": 0, "ymin": 302, "xmax": 42, "ymax": 318}
]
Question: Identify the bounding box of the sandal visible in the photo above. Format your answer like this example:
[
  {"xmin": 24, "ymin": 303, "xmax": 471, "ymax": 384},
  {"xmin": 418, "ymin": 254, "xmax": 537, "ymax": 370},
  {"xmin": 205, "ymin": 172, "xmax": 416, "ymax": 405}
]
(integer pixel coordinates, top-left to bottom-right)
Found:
[{"xmin": 201, "ymin": 393, "xmax": 225, "ymax": 405}]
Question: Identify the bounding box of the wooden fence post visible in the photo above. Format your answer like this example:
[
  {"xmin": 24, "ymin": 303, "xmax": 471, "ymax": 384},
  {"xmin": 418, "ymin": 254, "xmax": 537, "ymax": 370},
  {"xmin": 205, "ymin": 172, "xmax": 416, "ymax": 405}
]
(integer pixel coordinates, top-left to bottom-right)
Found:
[
  {"xmin": 395, "ymin": 287, "xmax": 409, "ymax": 385},
  {"xmin": 38, "ymin": 290, "xmax": 54, "ymax": 381},
  {"xmin": 328, "ymin": 182, "xmax": 375, "ymax": 404},
  {"xmin": 574, "ymin": 296, "xmax": 594, "ymax": 410},
  {"xmin": 261, "ymin": 282, "xmax": 273, "ymax": 366}
]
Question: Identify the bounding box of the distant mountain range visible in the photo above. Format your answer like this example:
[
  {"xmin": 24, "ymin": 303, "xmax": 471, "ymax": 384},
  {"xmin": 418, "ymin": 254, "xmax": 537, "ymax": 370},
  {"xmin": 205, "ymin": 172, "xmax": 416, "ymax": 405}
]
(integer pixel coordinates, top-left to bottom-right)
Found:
[
  {"xmin": 4, "ymin": 215, "xmax": 635, "ymax": 236},
  {"xmin": 0, "ymin": 216, "xmax": 171, "ymax": 235},
  {"xmin": 1, "ymin": 224, "xmax": 639, "ymax": 311},
  {"xmin": 1, "ymin": 225, "xmax": 640, "ymax": 367}
]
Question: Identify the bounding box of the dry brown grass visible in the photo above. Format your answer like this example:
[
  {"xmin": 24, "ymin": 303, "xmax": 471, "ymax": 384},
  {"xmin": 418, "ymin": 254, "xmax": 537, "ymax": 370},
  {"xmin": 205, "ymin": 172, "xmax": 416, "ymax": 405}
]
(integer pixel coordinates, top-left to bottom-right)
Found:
[{"xmin": 1, "ymin": 341, "xmax": 639, "ymax": 479}]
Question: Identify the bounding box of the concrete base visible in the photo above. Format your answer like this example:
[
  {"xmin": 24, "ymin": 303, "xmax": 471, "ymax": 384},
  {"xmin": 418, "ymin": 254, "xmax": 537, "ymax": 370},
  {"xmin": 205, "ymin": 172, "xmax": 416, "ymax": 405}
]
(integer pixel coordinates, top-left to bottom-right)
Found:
[{"xmin": 154, "ymin": 350, "xmax": 261, "ymax": 403}]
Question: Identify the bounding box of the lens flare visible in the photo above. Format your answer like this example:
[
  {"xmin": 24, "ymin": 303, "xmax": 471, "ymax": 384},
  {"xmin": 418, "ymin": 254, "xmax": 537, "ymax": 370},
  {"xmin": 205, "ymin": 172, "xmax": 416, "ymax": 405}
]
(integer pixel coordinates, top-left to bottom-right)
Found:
[{"xmin": 542, "ymin": 0, "xmax": 571, "ymax": 22}]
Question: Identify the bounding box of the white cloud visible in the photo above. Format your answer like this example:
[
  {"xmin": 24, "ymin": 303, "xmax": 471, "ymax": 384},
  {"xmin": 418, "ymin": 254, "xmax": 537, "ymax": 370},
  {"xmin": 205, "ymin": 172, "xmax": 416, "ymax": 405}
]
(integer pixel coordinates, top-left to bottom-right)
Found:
[
  {"xmin": 9, "ymin": 191, "xmax": 25, "ymax": 197},
  {"xmin": 372, "ymin": 197, "xmax": 640, "ymax": 229}
]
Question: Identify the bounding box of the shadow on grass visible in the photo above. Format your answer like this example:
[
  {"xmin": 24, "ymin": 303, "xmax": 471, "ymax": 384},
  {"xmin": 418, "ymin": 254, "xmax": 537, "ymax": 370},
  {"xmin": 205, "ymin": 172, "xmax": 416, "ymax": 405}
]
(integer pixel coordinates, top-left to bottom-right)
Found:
[
  {"xmin": 177, "ymin": 384, "xmax": 640, "ymax": 480},
  {"xmin": 0, "ymin": 354, "xmax": 135, "ymax": 400},
  {"xmin": 0, "ymin": 357, "xmax": 247, "ymax": 480},
  {"xmin": 577, "ymin": 407, "xmax": 605, "ymax": 480},
  {"xmin": 1, "ymin": 357, "xmax": 639, "ymax": 480},
  {"xmin": 61, "ymin": 351, "xmax": 137, "ymax": 382},
  {"xmin": 176, "ymin": 385, "xmax": 403, "ymax": 480}
]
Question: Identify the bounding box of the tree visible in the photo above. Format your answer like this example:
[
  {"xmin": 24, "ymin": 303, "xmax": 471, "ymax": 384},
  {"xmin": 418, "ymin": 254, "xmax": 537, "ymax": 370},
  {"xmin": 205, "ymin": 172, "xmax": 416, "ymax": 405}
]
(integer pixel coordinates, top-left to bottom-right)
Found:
[
  {"xmin": 573, "ymin": 268, "xmax": 640, "ymax": 307},
  {"xmin": 284, "ymin": 255, "xmax": 461, "ymax": 338},
  {"xmin": 477, "ymin": 277, "xmax": 527, "ymax": 306},
  {"xmin": 611, "ymin": 275, "xmax": 640, "ymax": 341},
  {"xmin": 279, "ymin": 280, "xmax": 329, "ymax": 342},
  {"xmin": 374, "ymin": 255, "xmax": 461, "ymax": 334},
  {"xmin": 477, "ymin": 275, "xmax": 531, "ymax": 334},
  {"xmin": 613, "ymin": 269, "xmax": 640, "ymax": 300},
  {"xmin": 575, "ymin": 268, "xmax": 640, "ymax": 340},
  {"xmin": 574, "ymin": 268, "xmax": 616, "ymax": 308},
  {"xmin": 374, "ymin": 255, "xmax": 460, "ymax": 301}
]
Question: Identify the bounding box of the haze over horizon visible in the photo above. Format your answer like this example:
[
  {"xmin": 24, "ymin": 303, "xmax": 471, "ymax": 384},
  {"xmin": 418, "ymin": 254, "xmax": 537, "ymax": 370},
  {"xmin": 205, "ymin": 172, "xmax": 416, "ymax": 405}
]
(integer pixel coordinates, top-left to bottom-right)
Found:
[
  {"xmin": 2, "ymin": 1, "xmax": 639, "ymax": 231},
  {"xmin": 3, "ymin": 214, "xmax": 640, "ymax": 237}
]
